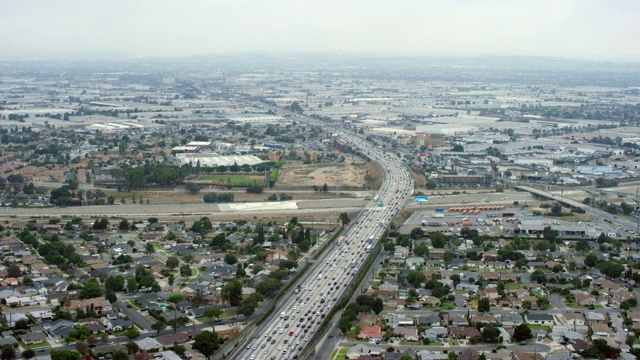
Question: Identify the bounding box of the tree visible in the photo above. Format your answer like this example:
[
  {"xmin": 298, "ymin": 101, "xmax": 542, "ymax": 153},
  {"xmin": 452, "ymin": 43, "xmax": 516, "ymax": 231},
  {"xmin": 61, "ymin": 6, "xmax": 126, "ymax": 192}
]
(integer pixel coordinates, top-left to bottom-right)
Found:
[
  {"xmin": 113, "ymin": 351, "xmax": 129, "ymax": 360},
  {"xmin": 144, "ymin": 243, "xmax": 155, "ymax": 256},
  {"xmin": 599, "ymin": 261, "xmax": 625, "ymax": 279},
  {"xmin": 134, "ymin": 353, "xmax": 152, "ymax": 360},
  {"xmin": 79, "ymin": 279, "xmax": 102, "ymax": 299},
  {"xmin": 105, "ymin": 275, "xmax": 125, "ymax": 292},
  {"xmin": 193, "ymin": 331, "xmax": 220, "ymax": 360},
  {"xmin": 478, "ymin": 298, "xmax": 491, "ymax": 313},
  {"xmin": 512, "ymin": 324, "xmax": 532, "ymax": 342},
  {"xmin": 222, "ymin": 280, "xmax": 243, "ymax": 306},
  {"xmin": 21, "ymin": 350, "xmax": 35, "ymax": 359},
  {"xmin": 203, "ymin": 307, "xmax": 222, "ymax": 320},
  {"xmin": 0, "ymin": 346, "xmax": 14, "ymax": 360},
  {"xmin": 125, "ymin": 328, "xmax": 140, "ymax": 339},
  {"xmin": 167, "ymin": 317, "xmax": 187, "ymax": 334},
  {"xmin": 224, "ymin": 253, "xmax": 238, "ymax": 265},
  {"xmin": 7, "ymin": 264, "xmax": 20, "ymax": 278},
  {"xmin": 118, "ymin": 218, "xmax": 130, "ymax": 231},
  {"xmin": 166, "ymin": 256, "xmax": 179, "ymax": 270},
  {"xmin": 550, "ymin": 204, "xmax": 563, "ymax": 216},
  {"xmin": 453, "ymin": 144, "xmax": 464, "ymax": 152},
  {"xmin": 50, "ymin": 350, "xmax": 80, "ymax": 360},
  {"xmin": 522, "ymin": 300, "xmax": 533, "ymax": 310},
  {"xmin": 339, "ymin": 212, "xmax": 351, "ymax": 226},
  {"xmin": 430, "ymin": 232, "xmax": 446, "ymax": 248},
  {"xmin": 584, "ymin": 254, "xmax": 598, "ymax": 268},
  {"xmin": 371, "ymin": 297, "xmax": 384, "ymax": 315},
  {"xmin": 127, "ymin": 277, "xmax": 138, "ymax": 293},
  {"xmin": 152, "ymin": 321, "xmax": 167, "ymax": 335},
  {"xmin": 530, "ymin": 269, "xmax": 547, "ymax": 284},
  {"xmin": 481, "ymin": 326, "xmax": 501, "ymax": 343},
  {"xmin": 338, "ymin": 316, "xmax": 352, "ymax": 334},
  {"xmin": 125, "ymin": 342, "xmax": 139, "ymax": 355},
  {"xmin": 180, "ymin": 264, "xmax": 193, "ymax": 277}
]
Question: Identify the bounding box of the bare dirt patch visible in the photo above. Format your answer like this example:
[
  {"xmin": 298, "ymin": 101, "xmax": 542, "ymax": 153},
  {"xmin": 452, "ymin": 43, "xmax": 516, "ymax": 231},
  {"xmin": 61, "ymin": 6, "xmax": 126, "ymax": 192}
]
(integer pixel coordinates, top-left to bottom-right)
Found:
[{"xmin": 276, "ymin": 163, "xmax": 370, "ymax": 190}]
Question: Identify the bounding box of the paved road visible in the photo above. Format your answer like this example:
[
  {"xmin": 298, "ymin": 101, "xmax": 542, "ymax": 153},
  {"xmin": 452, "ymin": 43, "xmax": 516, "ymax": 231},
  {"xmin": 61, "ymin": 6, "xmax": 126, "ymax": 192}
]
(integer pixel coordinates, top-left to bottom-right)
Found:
[
  {"xmin": 229, "ymin": 131, "xmax": 414, "ymax": 360},
  {"xmin": 336, "ymin": 340, "xmax": 551, "ymax": 354},
  {"xmin": 114, "ymin": 300, "xmax": 154, "ymax": 331},
  {"xmin": 0, "ymin": 202, "xmax": 365, "ymax": 218}
]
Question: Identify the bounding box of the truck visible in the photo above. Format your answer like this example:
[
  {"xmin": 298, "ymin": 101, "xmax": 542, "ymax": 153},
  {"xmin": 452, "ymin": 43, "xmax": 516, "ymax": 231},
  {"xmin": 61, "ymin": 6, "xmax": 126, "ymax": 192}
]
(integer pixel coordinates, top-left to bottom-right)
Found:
[
  {"xmin": 368, "ymin": 236, "xmax": 374, "ymax": 244},
  {"xmin": 338, "ymin": 236, "xmax": 345, "ymax": 246},
  {"xmin": 366, "ymin": 244, "xmax": 372, "ymax": 251},
  {"xmin": 431, "ymin": 212, "xmax": 444, "ymax": 218}
]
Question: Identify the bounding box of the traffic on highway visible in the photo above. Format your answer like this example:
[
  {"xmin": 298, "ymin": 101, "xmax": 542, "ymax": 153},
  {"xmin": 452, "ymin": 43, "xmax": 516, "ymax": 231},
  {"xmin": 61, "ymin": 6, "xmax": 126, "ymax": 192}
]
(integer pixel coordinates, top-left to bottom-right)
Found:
[{"xmin": 235, "ymin": 131, "xmax": 413, "ymax": 360}]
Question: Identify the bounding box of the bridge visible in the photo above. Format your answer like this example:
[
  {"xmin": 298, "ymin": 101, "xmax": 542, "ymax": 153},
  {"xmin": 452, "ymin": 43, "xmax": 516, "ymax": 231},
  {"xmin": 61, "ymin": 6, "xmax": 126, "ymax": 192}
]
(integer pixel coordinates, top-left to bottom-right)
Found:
[{"xmin": 512, "ymin": 183, "xmax": 587, "ymax": 210}]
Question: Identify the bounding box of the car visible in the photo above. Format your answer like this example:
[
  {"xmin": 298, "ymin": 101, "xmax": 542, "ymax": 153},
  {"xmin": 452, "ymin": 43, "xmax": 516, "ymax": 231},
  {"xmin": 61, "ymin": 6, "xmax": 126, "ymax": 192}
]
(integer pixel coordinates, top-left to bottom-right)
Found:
[
  {"xmin": 261, "ymin": 344, "xmax": 266, "ymax": 349},
  {"xmin": 289, "ymin": 331, "xmax": 294, "ymax": 336},
  {"xmin": 520, "ymin": 341, "xmax": 527, "ymax": 345},
  {"xmin": 271, "ymin": 340, "xmax": 276, "ymax": 344}
]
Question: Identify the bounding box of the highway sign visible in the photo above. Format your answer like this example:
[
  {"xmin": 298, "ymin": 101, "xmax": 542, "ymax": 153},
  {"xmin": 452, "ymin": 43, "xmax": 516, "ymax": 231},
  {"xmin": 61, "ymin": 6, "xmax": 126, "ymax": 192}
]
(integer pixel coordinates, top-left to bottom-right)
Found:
[{"xmin": 413, "ymin": 196, "xmax": 429, "ymax": 202}]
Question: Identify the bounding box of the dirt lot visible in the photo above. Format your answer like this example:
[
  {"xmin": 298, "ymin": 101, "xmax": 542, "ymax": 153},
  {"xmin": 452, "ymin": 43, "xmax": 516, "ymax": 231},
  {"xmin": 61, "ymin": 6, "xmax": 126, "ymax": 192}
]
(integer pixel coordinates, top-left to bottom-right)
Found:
[{"xmin": 276, "ymin": 162, "xmax": 380, "ymax": 190}]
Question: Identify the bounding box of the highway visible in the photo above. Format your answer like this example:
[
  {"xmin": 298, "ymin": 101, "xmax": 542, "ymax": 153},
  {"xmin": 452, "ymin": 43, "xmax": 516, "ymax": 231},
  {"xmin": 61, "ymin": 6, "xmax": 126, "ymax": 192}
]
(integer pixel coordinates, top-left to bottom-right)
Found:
[{"xmin": 231, "ymin": 132, "xmax": 413, "ymax": 360}]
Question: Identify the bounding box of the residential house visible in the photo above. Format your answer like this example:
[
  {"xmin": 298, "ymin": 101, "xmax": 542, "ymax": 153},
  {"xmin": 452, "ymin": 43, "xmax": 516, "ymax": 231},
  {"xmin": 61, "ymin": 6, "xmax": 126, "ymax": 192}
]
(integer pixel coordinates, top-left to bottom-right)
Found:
[
  {"xmin": 416, "ymin": 350, "xmax": 448, "ymax": 360},
  {"xmin": 393, "ymin": 327, "xmax": 419, "ymax": 342},
  {"xmin": 107, "ymin": 318, "xmax": 133, "ymax": 331},
  {"xmin": 358, "ymin": 326, "xmax": 383, "ymax": 343},
  {"xmin": 421, "ymin": 296, "xmax": 441, "ymax": 308},
  {"xmin": 499, "ymin": 313, "xmax": 523, "ymax": 327},
  {"xmin": 21, "ymin": 332, "xmax": 46, "ymax": 345},
  {"xmin": 346, "ymin": 344, "xmax": 382, "ymax": 359},
  {"xmin": 562, "ymin": 312, "xmax": 585, "ymax": 326},
  {"xmin": 450, "ymin": 316, "xmax": 469, "ymax": 327},
  {"xmin": 525, "ymin": 314, "xmax": 554, "ymax": 326},
  {"xmin": 485, "ymin": 349, "xmax": 512, "ymax": 360},
  {"xmin": 472, "ymin": 314, "xmax": 498, "ymax": 325},
  {"xmin": 69, "ymin": 297, "xmax": 112, "ymax": 315},
  {"xmin": 449, "ymin": 326, "xmax": 481, "ymax": 339},
  {"xmin": 585, "ymin": 312, "xmax": 606, "ymax": 324},
  {"xmin": 406, "ymin": 257, "xmax": 426, "ymax": 268},
  {"xmin": 422, "ymin": 327, "xmax": 448, "ymax": 342},
  {"xmin": 591, "ymin": 323, "xmax": 614, "ymax": 338},
  {"xmin": 458, "ymin": 348, "xmax": 479, "ymax": 360},
  {"xmin": 417, "ymin": 314, "xmax": 441, "ymax": 327},
  {"xmin": 135, "ymin": 337, "xmax": 164, "ymax": 352},
  {"xmin": 44, "ymin": 319, "xmax": 75, "ymax": 339},
  {"xmin": 574, "ymin": 293, "xmax": 596, "ymax": 306}
]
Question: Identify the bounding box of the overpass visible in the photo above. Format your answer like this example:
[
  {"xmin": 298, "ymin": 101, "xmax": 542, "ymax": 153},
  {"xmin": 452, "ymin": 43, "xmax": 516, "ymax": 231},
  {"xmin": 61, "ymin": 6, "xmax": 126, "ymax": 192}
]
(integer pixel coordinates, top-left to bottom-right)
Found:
[{"xmin": 512, "ymin": 184, "xmax": 587, "ymax": 210}]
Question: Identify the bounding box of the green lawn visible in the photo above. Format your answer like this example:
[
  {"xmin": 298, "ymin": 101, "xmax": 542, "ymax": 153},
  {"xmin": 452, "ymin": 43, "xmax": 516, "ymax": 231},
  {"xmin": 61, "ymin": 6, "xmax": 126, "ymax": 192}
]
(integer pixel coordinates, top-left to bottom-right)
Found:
[
  {"xmin": 20, "ymin": 341, "xmax": 50, "ymax": 350},
  {"xmin": 332, "ymin": 348, "xmax": 348, "ymax": 360},
  {"xmin": 400, "ymin": 341, "xmax": 421, "ymax": 345},
  {"xmin": 506, "ymin": 283, "xmax": 521, "ymax": 290},
  {"xmin": 564, "ymin": 301, "xmax": 586, "ymax": 309},
  {"xmin": 441, "ymin": 302, "xmax": 456, "ymax": 310},
  {"xmin": 528, "ymin": 324, "xmax": 552, "ymax": 332},
  {"xmin": 198, "ymin": 174, "xmax": 263, "ymax": 186}
]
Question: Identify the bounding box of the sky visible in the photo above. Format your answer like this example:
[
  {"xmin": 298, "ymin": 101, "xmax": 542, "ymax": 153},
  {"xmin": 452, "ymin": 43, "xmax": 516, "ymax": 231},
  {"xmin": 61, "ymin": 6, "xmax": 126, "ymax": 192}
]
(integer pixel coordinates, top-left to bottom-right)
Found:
[{"xmin": 2, "ymin": 0, "xmax": 640, "ymax": 61}]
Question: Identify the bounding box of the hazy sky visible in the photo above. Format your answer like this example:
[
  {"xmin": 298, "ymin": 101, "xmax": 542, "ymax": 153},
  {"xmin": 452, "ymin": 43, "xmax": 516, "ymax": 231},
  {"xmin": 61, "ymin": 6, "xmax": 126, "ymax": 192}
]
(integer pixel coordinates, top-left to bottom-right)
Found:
[{"xmin": 2, "ymin": 0, "xmax": 639, "ymax": 61}]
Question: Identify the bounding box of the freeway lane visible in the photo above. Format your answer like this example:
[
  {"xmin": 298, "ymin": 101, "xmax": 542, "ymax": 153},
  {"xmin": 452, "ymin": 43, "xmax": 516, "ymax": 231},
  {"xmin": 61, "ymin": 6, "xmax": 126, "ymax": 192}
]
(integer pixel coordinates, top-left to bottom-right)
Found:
[{"xmin": 231, "ymin": 132, "xmax": 414, "ymax": 360}]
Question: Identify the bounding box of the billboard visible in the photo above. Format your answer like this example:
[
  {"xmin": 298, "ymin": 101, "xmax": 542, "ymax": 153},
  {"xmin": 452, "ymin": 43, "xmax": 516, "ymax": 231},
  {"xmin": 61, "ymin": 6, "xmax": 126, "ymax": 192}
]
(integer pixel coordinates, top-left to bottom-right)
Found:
[{"xmin": 413, "ymin": 196, "xmax": 429, "ymax": 202}]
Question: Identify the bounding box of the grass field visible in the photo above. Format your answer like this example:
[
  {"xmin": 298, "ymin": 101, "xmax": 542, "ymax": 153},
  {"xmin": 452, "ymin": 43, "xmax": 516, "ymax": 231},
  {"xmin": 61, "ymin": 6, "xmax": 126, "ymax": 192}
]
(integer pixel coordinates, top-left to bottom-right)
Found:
[{"xmin": 198, "ymin": 174, "xmax": 263, "ymax": 186}]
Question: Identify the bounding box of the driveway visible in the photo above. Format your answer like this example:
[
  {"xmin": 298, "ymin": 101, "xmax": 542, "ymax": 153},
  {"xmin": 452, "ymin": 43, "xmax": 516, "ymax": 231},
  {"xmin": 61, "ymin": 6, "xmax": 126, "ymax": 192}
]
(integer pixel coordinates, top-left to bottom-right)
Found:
[{"xmin": 548, "ymin": 294, "xmax": 566, "ymax": 310}]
